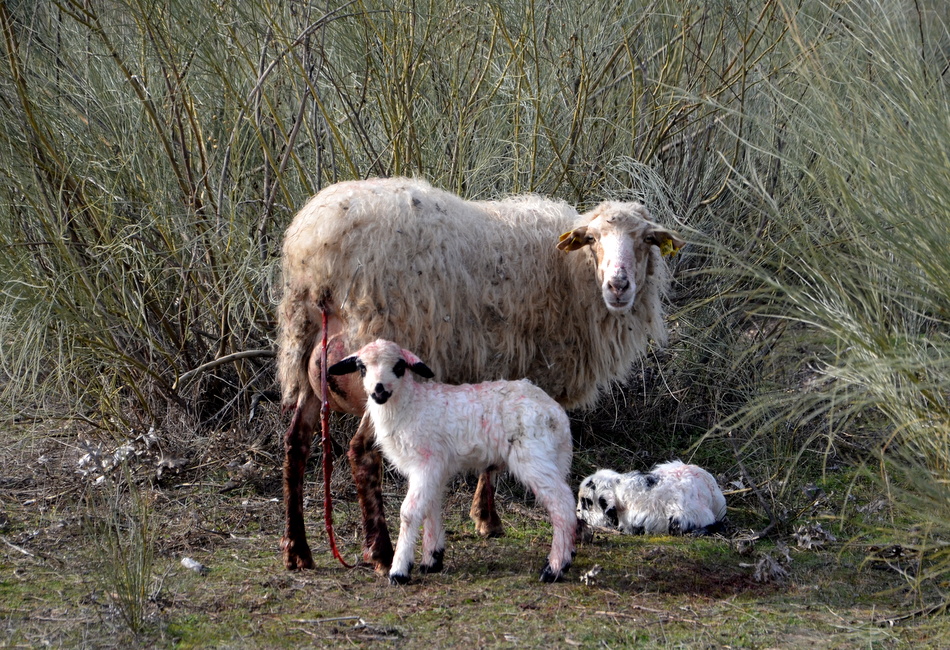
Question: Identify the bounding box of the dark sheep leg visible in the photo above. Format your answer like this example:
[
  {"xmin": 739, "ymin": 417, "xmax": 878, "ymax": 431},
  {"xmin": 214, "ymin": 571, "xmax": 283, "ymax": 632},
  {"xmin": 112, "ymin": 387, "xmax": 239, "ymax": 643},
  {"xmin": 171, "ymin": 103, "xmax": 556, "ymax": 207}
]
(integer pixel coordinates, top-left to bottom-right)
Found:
[
  {"xmin": 470, "ymin": 467, "xmax": 505, "ymax": 538},
  {"xmin": 280, "ymin": 393, "xmax": 320, "ymax": 570},
  {"xmin": 348, "ymin": 413, "xmax": 394, "ymax": 574}
]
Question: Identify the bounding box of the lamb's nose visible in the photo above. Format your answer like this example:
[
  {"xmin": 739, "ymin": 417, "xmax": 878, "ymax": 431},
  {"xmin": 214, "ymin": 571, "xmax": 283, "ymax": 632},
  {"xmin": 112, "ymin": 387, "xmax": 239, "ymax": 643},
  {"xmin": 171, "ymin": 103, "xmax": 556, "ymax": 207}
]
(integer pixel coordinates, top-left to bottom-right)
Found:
[{"xmin": 374, "ymin": 382, "xmax": 385, "ymax": 394}]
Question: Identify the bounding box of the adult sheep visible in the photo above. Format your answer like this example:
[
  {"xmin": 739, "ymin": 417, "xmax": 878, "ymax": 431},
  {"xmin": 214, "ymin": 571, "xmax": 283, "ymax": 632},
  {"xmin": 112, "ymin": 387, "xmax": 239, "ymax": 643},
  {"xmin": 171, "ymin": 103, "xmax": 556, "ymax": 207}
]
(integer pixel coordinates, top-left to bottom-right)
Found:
[{"xmin": 277, "ymin": 177, "xmax": 683, "ymax": 573}]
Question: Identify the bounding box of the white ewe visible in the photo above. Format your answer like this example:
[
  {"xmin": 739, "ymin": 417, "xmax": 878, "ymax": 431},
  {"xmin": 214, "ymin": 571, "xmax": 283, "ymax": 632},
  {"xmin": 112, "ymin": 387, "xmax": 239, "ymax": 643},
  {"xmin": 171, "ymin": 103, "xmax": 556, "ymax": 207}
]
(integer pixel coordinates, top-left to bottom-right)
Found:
[
  {"xmin": 328, "ymin": 339, "xmax": 576, "ymax": 584},
  {"xmin": 277, "ymin": 177, "xmax": 683, "ymax": 572},
  {"xmin": 577, "ymin": 461, "xmax": 726, "ymax": 535}
]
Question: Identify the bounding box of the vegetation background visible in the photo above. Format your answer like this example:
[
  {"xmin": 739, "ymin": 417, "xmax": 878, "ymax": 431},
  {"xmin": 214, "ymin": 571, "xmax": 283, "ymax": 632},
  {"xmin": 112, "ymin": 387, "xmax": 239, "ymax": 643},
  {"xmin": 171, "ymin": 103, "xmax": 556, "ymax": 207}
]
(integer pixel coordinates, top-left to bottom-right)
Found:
[{"xmin": 1, "ymin": 0, "xmax": 949, "ymax": 646}]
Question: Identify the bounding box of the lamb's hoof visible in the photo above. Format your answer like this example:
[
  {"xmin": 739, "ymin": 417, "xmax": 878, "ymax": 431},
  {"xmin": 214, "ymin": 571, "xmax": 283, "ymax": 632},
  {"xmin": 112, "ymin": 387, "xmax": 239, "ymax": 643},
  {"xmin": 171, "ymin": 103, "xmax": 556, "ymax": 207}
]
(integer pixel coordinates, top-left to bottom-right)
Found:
[
  {"xmin": 280, "ymin": 536, "xmax": 314, "ymax": 571},
  {"xmin": 388, "ymin": 561, "xmax": 413, "ymax": 585},
  {"xmin": 419, "ymin": 549, "xmax": 445, "ymax": 575},
  {"xmin": 389, "ymin": 572, "xmax": 411, "ymax": 586},
  {"xmin": 539, "ymin": 560, "xmax": 571, "ymax": 583}
]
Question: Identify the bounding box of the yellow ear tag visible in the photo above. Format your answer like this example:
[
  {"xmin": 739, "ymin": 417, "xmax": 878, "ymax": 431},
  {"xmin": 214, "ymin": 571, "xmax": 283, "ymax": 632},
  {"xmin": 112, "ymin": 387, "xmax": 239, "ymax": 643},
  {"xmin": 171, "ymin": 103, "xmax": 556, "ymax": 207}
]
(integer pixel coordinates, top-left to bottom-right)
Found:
[
  {"xmin": 558, "ymin": 231, "xmax": 582, "ymax": 249},
  {"xmin": 660, "ymin": 238, "xmax": 679, "ymax": 257}
]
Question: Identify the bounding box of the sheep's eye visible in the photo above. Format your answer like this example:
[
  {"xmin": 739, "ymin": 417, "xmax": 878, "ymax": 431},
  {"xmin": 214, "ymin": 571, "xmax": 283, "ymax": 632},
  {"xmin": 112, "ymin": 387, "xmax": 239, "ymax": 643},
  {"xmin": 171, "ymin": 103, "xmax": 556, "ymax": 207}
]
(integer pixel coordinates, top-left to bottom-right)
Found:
[
  {"xmin": 581, "ymin": 498, "xmax": 592, "ymax": 510},
  {"xmin": 356, "ymin": 361, "xmax": 366, "ymax": 377},
  {"xmin": 598, "ymin": 496, "xmax": 609, "ymax": 510}
]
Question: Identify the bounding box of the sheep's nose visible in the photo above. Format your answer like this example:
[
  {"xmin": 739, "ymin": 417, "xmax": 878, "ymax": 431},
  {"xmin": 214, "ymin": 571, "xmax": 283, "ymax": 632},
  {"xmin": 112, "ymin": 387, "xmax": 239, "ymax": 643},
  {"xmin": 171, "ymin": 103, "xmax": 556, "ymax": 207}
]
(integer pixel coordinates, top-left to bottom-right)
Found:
[
  {"xmin": 607, "ymin": 272, "xmax": 630, "ymax": 295},
  {"xmin": 371, "ymin": 383, "xmax": 391, "ymax": 405}
]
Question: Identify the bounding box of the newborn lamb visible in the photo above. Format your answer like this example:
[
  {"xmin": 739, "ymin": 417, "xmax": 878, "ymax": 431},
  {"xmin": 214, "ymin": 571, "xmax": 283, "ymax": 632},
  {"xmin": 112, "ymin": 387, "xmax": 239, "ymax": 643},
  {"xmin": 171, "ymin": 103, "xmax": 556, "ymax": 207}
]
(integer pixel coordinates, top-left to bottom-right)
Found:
[
  {"xmin": 328, "ymin": 339, "xmax": 576, "ymax": 584},
  {"xmin": 577, "ymin": 461, "xmax": 726, "ymax": 535}
]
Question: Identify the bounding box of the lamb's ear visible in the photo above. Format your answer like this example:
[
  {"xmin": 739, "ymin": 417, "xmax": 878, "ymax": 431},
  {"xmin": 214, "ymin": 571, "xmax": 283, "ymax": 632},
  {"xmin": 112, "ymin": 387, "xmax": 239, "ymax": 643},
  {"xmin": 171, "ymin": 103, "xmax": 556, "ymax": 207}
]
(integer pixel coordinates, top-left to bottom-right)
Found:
[
  {"xmin": 400, "ymin": 349, "xmax": 435, "ymax": 379},
  {"xmin": 557, "ymin": 226, "xmax": 591, "ymax": 252},
  {"xmin": 644, "ymin": 228, "xmax": 685, "ymax": 257},
  {"xmin": 327, "ymin": 355, "xmax": 360, "ymax": 376}
]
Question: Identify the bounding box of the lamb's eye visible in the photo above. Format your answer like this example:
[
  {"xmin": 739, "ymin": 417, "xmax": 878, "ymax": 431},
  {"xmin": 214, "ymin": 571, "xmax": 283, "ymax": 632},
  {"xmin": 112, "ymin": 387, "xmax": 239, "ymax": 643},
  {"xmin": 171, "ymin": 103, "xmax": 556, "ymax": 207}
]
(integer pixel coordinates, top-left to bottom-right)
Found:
[
  {"xmin": 356, "ymin": 361, "xmax": 366, "ymax": 377},
  {"xmin": 393, "ymin": 359, "xmax": 407, "ymax": 378}
]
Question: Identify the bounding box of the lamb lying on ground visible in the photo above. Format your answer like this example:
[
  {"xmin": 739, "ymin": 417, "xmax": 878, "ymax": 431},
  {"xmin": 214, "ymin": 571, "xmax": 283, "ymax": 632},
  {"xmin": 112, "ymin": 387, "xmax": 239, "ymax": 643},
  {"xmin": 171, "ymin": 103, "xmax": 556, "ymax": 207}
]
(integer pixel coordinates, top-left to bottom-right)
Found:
[
  {"xmin": 577, "ymin": 461, "xmax": 726, "ymax": 536},
  {"xmin": 328, "ymin": 339, "xmax": 576, "ymax": 584}
]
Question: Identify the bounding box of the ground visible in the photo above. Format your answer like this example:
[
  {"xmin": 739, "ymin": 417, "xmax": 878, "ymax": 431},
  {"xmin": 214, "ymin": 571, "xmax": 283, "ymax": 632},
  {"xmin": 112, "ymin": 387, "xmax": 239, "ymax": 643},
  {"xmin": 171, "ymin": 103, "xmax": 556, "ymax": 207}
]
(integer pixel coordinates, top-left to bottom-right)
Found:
[{"xmin": 1, "ymin": 419, "xmax": 948, "ymax": 649}]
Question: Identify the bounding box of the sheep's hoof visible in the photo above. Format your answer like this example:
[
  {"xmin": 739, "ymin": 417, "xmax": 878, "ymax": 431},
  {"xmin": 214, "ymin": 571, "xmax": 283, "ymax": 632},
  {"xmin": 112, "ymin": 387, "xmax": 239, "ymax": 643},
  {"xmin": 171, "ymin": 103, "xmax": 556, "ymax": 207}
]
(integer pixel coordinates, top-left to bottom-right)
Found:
[
  {"xmin": 419, "ymin": 549, "xmax": 445, "ymax": 574},
  {"xmin": 474, "ymin": 517, "xmax": 505, "ymax": 539},
  {"xmin": 279, "ymin": 536, "xmax": 314, "ymax": 571},
  {"xmin": 539, "ymin": 560, "xmax": 571, "ymax": 583},
  {"xmin": 389, "ymin": 572, "xmax": 411, "ymax": 586}
]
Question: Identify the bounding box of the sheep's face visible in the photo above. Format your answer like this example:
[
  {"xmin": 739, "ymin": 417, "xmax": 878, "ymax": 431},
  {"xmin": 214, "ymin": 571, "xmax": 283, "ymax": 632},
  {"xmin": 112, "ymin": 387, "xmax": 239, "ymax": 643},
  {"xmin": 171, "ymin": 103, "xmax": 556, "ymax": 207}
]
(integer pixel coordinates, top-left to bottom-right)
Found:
[
  {"xmin": 557, "ymin": 203, "xmax": 683, "ymax": 313},
  {"xmin": 327, "ymin": 339, "xmax": 434, "ymax": 406},
  {"xmin": 576, "ymin": 469, "xmax": 621, "ymax": 528}
]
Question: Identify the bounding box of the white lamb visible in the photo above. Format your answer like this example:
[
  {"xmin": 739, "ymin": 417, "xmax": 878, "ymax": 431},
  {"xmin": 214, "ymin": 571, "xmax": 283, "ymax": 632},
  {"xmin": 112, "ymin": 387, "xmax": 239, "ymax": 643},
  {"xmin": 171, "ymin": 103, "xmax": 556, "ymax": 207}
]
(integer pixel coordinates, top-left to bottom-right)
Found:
[
  {"xmin": 577, "ymin": 461, "xmax": 726, "ymax": 536},
  {"xmin": 328, "ymin": 339, "xmax": 576, "ymax": 585}
]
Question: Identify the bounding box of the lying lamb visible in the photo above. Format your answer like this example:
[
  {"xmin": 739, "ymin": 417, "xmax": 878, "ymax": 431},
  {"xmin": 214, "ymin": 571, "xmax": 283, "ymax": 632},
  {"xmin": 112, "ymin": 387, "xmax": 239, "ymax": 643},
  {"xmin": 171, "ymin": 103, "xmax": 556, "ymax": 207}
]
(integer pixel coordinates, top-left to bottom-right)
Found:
[
  {"xmin": 328, "ymin": 339, "xmax": 576, "ymax": 585},
  {"xmin": 577, "ymin": 461, "xmax": 726, "ymax": 536}
]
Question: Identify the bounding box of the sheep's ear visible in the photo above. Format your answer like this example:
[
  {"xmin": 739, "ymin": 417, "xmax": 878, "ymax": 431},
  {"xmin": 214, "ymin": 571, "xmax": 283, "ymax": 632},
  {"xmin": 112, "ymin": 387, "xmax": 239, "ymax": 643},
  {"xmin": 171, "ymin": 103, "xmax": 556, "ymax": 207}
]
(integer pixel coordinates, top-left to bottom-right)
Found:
[
  {"xmin": 400, "ymin": 349, "xmax": 435, "ymax": 379},
  {"xmin": 557, "ymin": 226, "xmax": 591, "ymax": 252},
  {"xmin": 645, "ymin": 228, "xmax": 685, "ymax": 257},
  {"xmin": 327, "ymin": 356, "xmax": 360, "ymax": 376},
  {"xmin": 409, "ymin": 362, "xmax": 435, "ymax": 379}
]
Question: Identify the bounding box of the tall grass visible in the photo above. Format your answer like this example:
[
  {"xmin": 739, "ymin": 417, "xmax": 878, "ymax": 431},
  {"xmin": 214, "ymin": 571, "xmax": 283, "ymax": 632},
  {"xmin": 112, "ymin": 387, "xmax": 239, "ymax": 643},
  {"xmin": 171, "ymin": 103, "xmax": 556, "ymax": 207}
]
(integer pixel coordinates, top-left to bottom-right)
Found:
[
  {"xmin": 702, "ymin": 0, "xmax": 950, "ymax": 605},
  {"xmin": 85, "ymin": 465, "xmax": 157, "ymax": 636},
  {"xmin": 0, "ymin": 0, "xmax": 785, "ymax": 432}
]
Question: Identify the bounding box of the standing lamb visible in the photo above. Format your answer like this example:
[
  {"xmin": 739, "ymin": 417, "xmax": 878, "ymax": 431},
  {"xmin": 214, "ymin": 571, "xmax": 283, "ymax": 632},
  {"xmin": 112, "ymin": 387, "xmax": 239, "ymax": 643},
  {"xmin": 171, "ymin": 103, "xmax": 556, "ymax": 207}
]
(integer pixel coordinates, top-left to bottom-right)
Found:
[
  {"xmin": 278, "ymin": 177, "xmax": 683, "ymax": 573},
  {"xmin": 576, "ymin": 461, "xmax": 726, "ymax": 536},
  {"xmin": 328, "ymin": 339, "xmax": 576, "ymax": 584}
]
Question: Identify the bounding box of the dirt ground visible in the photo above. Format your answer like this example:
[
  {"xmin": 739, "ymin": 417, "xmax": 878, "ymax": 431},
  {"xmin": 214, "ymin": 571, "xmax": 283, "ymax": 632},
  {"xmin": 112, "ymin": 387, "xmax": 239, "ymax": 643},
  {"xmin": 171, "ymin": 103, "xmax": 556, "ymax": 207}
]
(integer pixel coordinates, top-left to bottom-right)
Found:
[{"xmin": 2, "ymin": 419, "xmax": 948, "ymax": 649}]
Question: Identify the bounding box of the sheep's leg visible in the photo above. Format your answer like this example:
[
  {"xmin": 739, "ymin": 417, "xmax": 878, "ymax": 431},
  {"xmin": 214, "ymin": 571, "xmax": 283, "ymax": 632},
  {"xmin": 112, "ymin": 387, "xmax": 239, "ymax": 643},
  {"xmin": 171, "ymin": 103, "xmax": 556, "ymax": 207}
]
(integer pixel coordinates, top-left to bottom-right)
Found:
[
  {"xmin": 470, "ymin": 467, "xmax": 504, "ymax": 538},
  {"xmin": 347, "ymin": 413, "xmax": 394, "ymax": 575},
  {"xmin": 280, "ymin": 393, "xmax": 320, "ymax": 570},
  {"xmin": 391, "ymin": 475, "xmax": 440, "ymax": 585},
  {"xmin": 515, "ymin": 467, "xmax": 577, "ymax": 583},
  {"xmin": 419, "ymin": 488, "xmax": 446, "ymax": 575}
]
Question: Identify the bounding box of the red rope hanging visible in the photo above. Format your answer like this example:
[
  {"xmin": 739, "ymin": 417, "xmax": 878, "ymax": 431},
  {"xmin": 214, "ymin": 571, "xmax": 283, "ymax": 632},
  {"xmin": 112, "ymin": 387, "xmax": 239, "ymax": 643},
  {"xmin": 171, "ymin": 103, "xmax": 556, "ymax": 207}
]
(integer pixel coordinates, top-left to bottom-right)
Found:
[{"xmin": 321, "ymin": 305, "xmax": 354, "ymax": 568}]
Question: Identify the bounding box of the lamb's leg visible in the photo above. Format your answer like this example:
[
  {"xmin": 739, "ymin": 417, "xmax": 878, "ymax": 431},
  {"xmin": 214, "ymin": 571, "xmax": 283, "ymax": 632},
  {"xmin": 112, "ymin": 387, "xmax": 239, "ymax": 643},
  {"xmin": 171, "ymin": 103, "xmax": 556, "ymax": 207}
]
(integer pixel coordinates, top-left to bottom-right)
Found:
[
  {"xmin": 419, "ymin": 487, "xmax": 446, "ymax": 575},
  {"xmin": 470, "ymin": 467, "xmax": 504, "ymax": 538},
  {"xmin": 280, "ymin": 393, "xmax": 320, "ymax": 570},
  {"xmin": 517, "ymin": 469, "xmax": 577, "ymax": 583},
  {"xmin": 390, "ymin": 475, "xmax": 440, "ymax": 585},
  {"xmin": 347, "ymin": 413, "xmax": 394, "ymax": 575}
]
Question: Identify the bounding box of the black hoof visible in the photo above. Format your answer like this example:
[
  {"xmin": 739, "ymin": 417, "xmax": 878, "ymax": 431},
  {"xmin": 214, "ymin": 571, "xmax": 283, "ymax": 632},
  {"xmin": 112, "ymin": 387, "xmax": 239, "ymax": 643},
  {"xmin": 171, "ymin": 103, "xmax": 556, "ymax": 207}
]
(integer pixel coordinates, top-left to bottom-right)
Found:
[
  {"xmin": 389, "ymin": 561, "xmax": 413, "ymax": 585},
  {"xmin": 419, "ymin": 549, "xmax": 444, "ymax": 574},
  {"xmin": 539, "ymin": 559, "xmax": 571, "ymax": 583},
  {"xmin": 389, "ymin": 572, "xmax": 411, "ymax": 585}
]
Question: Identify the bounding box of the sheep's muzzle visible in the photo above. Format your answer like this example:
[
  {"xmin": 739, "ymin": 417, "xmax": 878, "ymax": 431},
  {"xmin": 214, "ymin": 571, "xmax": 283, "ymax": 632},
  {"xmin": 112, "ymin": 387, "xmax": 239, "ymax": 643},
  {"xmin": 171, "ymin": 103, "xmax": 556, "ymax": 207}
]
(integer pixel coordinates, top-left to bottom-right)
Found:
[{"xmin": 371, "ymin": 384, "xmax": 392, "ymax": 404}]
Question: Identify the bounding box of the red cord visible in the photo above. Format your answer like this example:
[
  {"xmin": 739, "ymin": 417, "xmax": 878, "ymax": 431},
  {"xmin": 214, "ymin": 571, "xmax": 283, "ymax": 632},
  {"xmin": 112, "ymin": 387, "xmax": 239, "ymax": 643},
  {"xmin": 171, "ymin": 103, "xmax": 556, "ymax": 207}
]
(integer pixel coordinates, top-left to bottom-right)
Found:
[{"xmin": 321, "ymin": 305, "xmax": 354, "ymax": 568}]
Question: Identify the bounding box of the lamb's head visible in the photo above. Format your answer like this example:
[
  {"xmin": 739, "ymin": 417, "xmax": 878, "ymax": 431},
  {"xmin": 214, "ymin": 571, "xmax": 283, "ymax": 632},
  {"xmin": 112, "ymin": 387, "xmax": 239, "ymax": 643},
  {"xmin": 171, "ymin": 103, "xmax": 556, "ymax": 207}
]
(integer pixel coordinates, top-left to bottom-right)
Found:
[
  {"xmin": 327, "ymin": 339, "xmax": 434, "ymax": 406},
  {"xmin": 576, "ymin": 469, "xmax": 621, "ymax": 528},
  {"xmin": 557, "ymin": 202, "xmax": 684, "ymax": 313}
]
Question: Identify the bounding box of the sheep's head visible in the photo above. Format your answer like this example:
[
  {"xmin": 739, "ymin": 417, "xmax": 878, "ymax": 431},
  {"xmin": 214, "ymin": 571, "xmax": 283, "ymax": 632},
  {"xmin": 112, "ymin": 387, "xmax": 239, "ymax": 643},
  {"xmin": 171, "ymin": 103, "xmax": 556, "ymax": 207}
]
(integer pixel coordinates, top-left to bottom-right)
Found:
[
  {"xmin": 576, "ymin": 469, "xmax": 621, "ymax": 528},
  {"xmin": 557, "ymin": 202, "xmax": 684, "ymax": 313},
  {"xmin": 327, "ymin": 339, "xmax": 434, "ymax": 405}
]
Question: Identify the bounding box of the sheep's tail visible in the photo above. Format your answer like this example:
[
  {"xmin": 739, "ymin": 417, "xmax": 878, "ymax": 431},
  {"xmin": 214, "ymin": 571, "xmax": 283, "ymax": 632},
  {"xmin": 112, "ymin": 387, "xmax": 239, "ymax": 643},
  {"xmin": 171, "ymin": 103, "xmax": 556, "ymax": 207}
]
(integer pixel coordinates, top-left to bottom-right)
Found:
[
  {"xmin": 319, "ymin": 302, "xmax": 355, "ymax": 569},
  {"xmin": 276, "ymin": 284, "xmax": 323, "ymax": 410}
]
